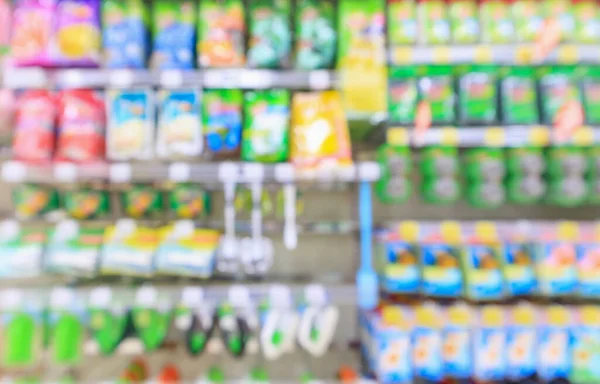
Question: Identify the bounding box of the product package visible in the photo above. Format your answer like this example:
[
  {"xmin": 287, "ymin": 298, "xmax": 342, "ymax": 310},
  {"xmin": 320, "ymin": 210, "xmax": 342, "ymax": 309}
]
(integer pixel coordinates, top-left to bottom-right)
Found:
[
  {"xmin": 0, "ymin": 222, "xmax": 45, "ymax": 278},
  {"xmin": 546, "ymin": 146, "xmax": 588, "ymax": 207},
  {"xmin": 480, "ymin": 0, "xmax": 514, "ymax": 43},
  {"xmin": 102, "ymin": 0, "xmax": 149, "ymax": 68},
  {"xmin": 375, "ymin": 144, "xmax": 412, "ymax": 204},
  {"xmin": 151, "ymin": 0, "xmax": 196, "ymax": 69},
  {"xmin": 11, "ymin": 0, "xmax": 54, "ymax": 66},
  {"xmin": 464, "ymin": 147, "xmax": 506, "ymax": 209},
  {"xmin": 101, "ymin": 220, "xmax": 159, "ymax": 276},
  {"xmin": 387, "ymin": 0, "xmax": 417, "ymax": 47},
  {"xmin": 388, "ymin": 66, "xmax": 418, "ymax": 124},
  {"xmin": 574, "ymin": 0, "xmax": 600, "ymax": 43},
  {"xmin": 121, "ymin": 184, "xmax": 163, "ymax": 219},
  {"xmin": 577, "ymin": 243, "xmax": 600, "ymax": 298},
  {"xmin": 247, "ymin": 0, "xmax": 291, "ymax": 68},
  {"xmin": 571, "ymin": 307, "xmax": 600, "ymax": 383},
  {"xmin": 463, "ymin": 243, "xmax": 504, "ymax": 301},
  {"xmin": 290, "ymin": 91, "xmax": 352, "ymax": 171},
  {"xmin": 155, "ymin": 223, "xmax": 220, "ymax": 278},
  {"xmin": 12, "ymin": 90, "xmax": 56, "ymax": 163},
  {"xmin": 45, "ymin": 221, "xmax": 103, "ymax": 276},
  {"xmin": 589, "ymin": 146, "xmax": 600, "ymax": 205},
  {"xmin": 448, "ymin": 0, "xmax": 479, "ymax": 44},
  {"xmin": 543, "ymin": 0, "xmax": 575, "ymax": 42},
  {"xmin": 421, "ymin": 243, "xmax": 463, "ymax": 297},
  {"xmin": 418, "ymin": 66, "xmax": 455, "ymax": 125},
  {"xmin": 13, "ymin": 184, "xmax": 59, "ymax": 219},
  {"xmin": 419, "ymin": 0, "xmax": 450, "ymax": 44},
  {"xmin": 106, "ymin": 89, "xmax": 154, "ymax": 161},
  {"xmin": 501, "ymin": 67, "xmax": 539, "ymax": 125},
  {"xmin": 535, "ymin": 241, "xmax": 578, "ymax": 296},
  {"xmin": 473, "ymin": 307, "xmax": 506, "ymax": 381},
  {"xmin": 413, "ymin": 305, "xmax": 443, "ymax": 382},
  {"xmin": 457, "ymin": 65, "xmax": 498, "ymax": 125},
  {"xmin": 241, "ymin": 89, "xmax": 290, "ymax": 163},
  {"xmin": 421, "ymin": 146, "xmax": 461, "ymax": 204},
  {"xmin": 538, "ymin": 66, "xmax": 582, "ymax": 125},
  {"xmin": 197, "ymin": 0, "xmax": 245, "ymax": 67},
  {"xmin": 47, "ymin": 290, "xmax": 86, "ymax": 365},
  {"xmin": 53, "ymin": 0, "xmax": 101, "ymax": 67},
  {"xmin": 55, "ymin": 89, "xmax": 105, "ymax": 163},
  {"xmin": 62, "ymin": 188, "xmax": 110, "ymax": 220},
  {"xmin": 376, "ymin": 236, "xmax": 420, "ymax": 294},
  {"xmin": 512, "ymin": 0, "xmax": 544, "ymax": 42},
  {"xmin": 582, "ymin": 67, "xmax": 600, "ymax": 125},
  {"xmin": 502, "ymin": 243, "xmax": 537, "ymax": 296},
  {"xmin": 203, "ymin": 89, "xmax": 243, "ymax": 155},
  {"xmin": 506, "ymin": 146, "xmax": 547, "ymax": 205},
  {"xmin": 168, "ymin": 184, "xmax": 211, "ymax": 219},
  {"xmin": 156, "ymin": 89, "xmax": 202, "ymax": 159},
  {"xmin": 537, "ymin": 306, "xmax": 572, "ymax": 382},
  {"xmin": 506, "ymin": 305, "xmax": 537, "ymax": 381},
  {"xmin": 443, "ymin": 305, "xmax": 472, "ymax": 379},
  {"xmin": 295, "ymin": 0, "xmax": 335, "ymax": 70}
]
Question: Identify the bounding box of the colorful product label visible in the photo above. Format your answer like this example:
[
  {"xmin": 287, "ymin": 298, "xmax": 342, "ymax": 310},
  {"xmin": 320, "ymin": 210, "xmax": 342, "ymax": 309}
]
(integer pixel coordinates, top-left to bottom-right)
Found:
[
  {"xmin": 102, "ymin": 0, "xmax": 148, "ymax": 69},
  {"xmin": 101, "ymin": 225, "xmax": 158, "ymax": 276},
  {"xmin": 503, "ymin": 243, "xmax": 537, "ymax": 296},
  {"xmin": 413, "ymin": 327, "xmax": 443, "ymax": 381},
  {"xmin": 577, "ymin": 244, "xmax": 600, "ymax": 297},
  {"xmin": 442, "ymin": 327, "xmax": 471, "ymax": 378},
  {"xmin": 0, "ymin": 228, "xmax": 45, "ymax": 278},
  {"xmin": 421, "ymin": 244, "xmax": 462, "ymax": 297},
  {"xmin": 464, "ymin": 245, "xmax": 503, "ymax": 300},
  {"xmin": 45, "ymin": 227, "xmax": 103, "ymax": 275},
  {"xmin": 538, "ymin": 327, "xmax": 571, "ymax": 380},
  {"xmin": 536, "ymin": 242, "xmax": 578, "ymax": 296},
  {"xmin": 156, "ymin": 89, "xmax": 202, "ymax": 158},
  {"xmin": 155, "ymin": 227, "xmax": 220, "ymax": 278},
  {"xmin": 506, "ymin": 326, "xmax": 536, "ymax": 379},
  {"xmin": 53, "ymin": 0, "xmax": 101, "ymax": 66},
  {"xmin": 107, "ymin": 89, "xmax": 153, "ymax": 160},
  {"xmin": 381, "ymin": 242, "xmax": 419, "ymax": 294},
  {"xmin": 474, "ymin": 327, "xmax": 506, "ymax": 380},
  {"xmin": 203, "ymin": 89, "xmax": 243, "ymax": 154},
  {"xmin": 151, "ymin": 0, "xmax": 196, "ymax": 69},
  {"xmin": 198, "ymin": 0, "xmax": 245, "ymax": 68}
]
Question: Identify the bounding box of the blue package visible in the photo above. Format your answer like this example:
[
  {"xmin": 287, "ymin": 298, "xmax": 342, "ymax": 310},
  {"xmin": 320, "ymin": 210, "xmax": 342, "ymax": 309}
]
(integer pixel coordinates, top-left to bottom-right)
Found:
[
  {"xmin": 503, "ymin": 243, "xmax": 537, "ymax": 296},
  {"xmin": 443, "ymin": 305, "xmax": 472, "ymax": 379},
  {"xmin": 474, "ymin": 308, "xmax": 507, "ymax": 381},
  {"xmin": 421, "ymin": 244, "xmax": 462, "ymax": 297},
  {"xmin": 506, "ymin": 308, "xmax": 537, "ymax": 381},
  {"xmin": 378, "ymin": 241, "xmax": 420, "ymax": 294},
  {"xmin": 577, "ymin": 244, "xmax": 600, "ymax": 297},
  {"xmin": 571, "ymin": 307, "xmax": 600, "ymax": 383},
  {"xmin": 151, "ymin": 0, "xmax": 196, "ymax": 70},
  {"xmin": 535, "ymin": 242, "xmax": 578, "ymax": 296},
  {"xmin": 203, "ymin": 89, "xmax": 243, "ymax": 154},
  {"xmin": 413, "ymin": 305, "xmax": 443, "ymax": 382},
  {"xmin": 102, "ymin": 0, "xmax": 148, "ymax": 68},
  {"xmin": 538, "ymin": 323, "xmax": 572, "ymax": 380},
  {"xmin": 463, "ymin": 244, "xmax": 504, "ymax": 300}
]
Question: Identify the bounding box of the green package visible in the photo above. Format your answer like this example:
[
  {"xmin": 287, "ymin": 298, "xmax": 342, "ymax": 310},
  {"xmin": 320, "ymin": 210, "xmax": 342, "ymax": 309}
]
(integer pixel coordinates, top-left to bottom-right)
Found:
[
  {"xmin": 449, "ymin": 0, "xmax": 479, "ymax": 44},
  {"xmin": 132, "ymin": 307, "xmax": 171, "ymax": 352},
  {"xmin": 464, "ymin": 148, "xmax": 505, "ymax": 181},
  {"xmin": 247, "ymin": 0, "xmax": 291, "ymax": 68},
  {"xmin": 462, "ymin": 244, "xmax": 504, "ymax": 300},
  {"xmin": 375, "ymin": 145, "xmax": 412, "ymax": 204},
  {"xmin": 418, "ymin": 66, "xmax": 456, "ymax": 125},
  {"xmin": 1, "ymin": 299, "xmax": 43, "ymax": 368},
  {"xmin": 419, "ymin": 0, "xmax": 450, "ymax": 44},
  {"xmin": 295, "ymin": 0, "xmax": 336, "ymax": 70},
  {"xmin": 168, "ymin": 184, "xmax": 211, "ymax": 219},
  {"xmin": 203, "ymin": 89, "xmax": 243, "ymax": 155},
  {"xmin": 388, "ymin": 66, "xmax": 418, "ymax": 124},
  {"xmin": 506, "ymin": 147, "xmax": 546, "ymax": 204},
  {"xmin": 466, "ymin": 182, "xmax": 506, "ymax": 209},
  {"xmin": 575, "ymin": 1, "xmax": 600, "ymax": 43},
  {"xmin": 589, "ymin": 146, "xmax": 600, "ymax": 204},
  {"xmin": 241, "ymin": 90, "xmax": 290, "ymax": 163},
  {"xmin": 546, "ymin": 146, "xmax": 588, "ymax": 206},
  {"xmin": 388, "ymin": 0, "xmax": 418, "ymax": 46},
  {"xmin": 543, "ymin": 0, "xmax": 575, "ymax": 42},
  {"xmin": 13, "ymin": 184, "xmax": 59, "ymax": 220},
  {"xmin": 501, "ymin": 67, "xmax": 539, "ymax": 125},
  {"xmin": 512, "ymin": 0, "xmax": 544, "ymax": 42},
  {"xmin": 89, "ymin": 305, "xmax": 129, "ymax": 355},
  {"xmin": 480, "ymin": 0, "xmax": 514, "ymax": 43},
  {"xmin": 539, "ymin": 66, "xmax": 582, "ymax": 125},
  {"xmin": 63, "ymin": 189, "xmax": 110, "ymax": 220},
  {"xmin": 457, "ymin": 65, "xmax": 498, "ymax": 125},
  {"xmin": 49, "ymin": 307, "xmax": 84, "ymax": 365},
  {"xmin": 197, "ymin": 0, "xmax": 245, "ymax": 68},
  {"xmin": 121, "ymin": 184, "xmax": 164, "ymax": 219},
  {"xmin": 582, "ymin": 67, "xmax": 600, "ymax": 125},
  {"xmin": 421, "ymin": 146, "xmax": 461, "ymax": 204}
]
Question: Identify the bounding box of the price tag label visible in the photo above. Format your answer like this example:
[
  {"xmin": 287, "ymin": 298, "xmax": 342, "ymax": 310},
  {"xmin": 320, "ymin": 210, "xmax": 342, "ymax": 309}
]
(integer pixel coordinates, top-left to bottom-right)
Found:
[
  {"xmin": 432, "ymin": 46, "xmax": 451, "ymax": 63},
  {"xmin": 0, "ymin": 289, "xmax": 23, "ymax": 311},
  {"xmin": 515, "ymin": 46, "xmax": 533, "ymax": 64},
  {"xmin": 228, "ymin": 285, "xmax": 251, "ymax": 308},
  {"xmin": 54, "ymin": 163, "xmax": 78, "ymax": 183},
  {"xmin": 557, "ymin": 221, "xmax": 579, "ymax": 241},
  {"xmin": 51, "ymin": 287, "xmax": 75, "ymax": 310},
  {"xmin": 441, "ymin": 221, "xmax": 462, "ymax": 244},
  {"xmin": 109, "ymin": 70, "xmax": 135, "ymax": 88},
  {"xmin": 572, "ymin": 126, "xmax": 594, "ymax": 146},
  {"xmin": 62, "ymin": 70, "xmax": 85, "ymax": 88},
  {"xmin": 387, "ymin": 128, "xmax": 409, "ymax": 146},
  {"xmin": 392, "ymin": 47, "xmax": 414, "ymax": 65},
  {"xmin": 528, "ymin": 126, "xmax": 550, "ymax": 146},
  {"xmin": 475, "ymin": 221, "xmax": 498, "ymax": 243},
  {"xmin": 304, "ymin": 284, "xmax": 327, "ymax": 307},
  {"xmin": 181, "ymin": 287, "xmax": 203, "ymax": 308},
  {"xmin": 1, "ymin": 161, "xmax": 26, "ymax": 183},
  {"xmin": 268, "ymin": 284, "xmax": 292, "ymax": 309},
  {"xmin": 308, "ymin": 71, "xmax": 331, "ymax": 90},
  {"xmin": 241, "ymin": 70, "xmax": 273, "ymax": 89},
  {"xmin": 168, "ymin": 162, "xmax": 191, "ymax": 182},
  {"xmin": 484, "ymin": 127, "xmax": 506, "ymax": 147},
  {"xmin": 398, "ymin": 221, "xmax": 420, "ymax": 242},
  {"xmin": 136, "ymin": 286, "xmax": 158, "ymax": 307},
  {"xmin": 89, "ymin": 287, "xmax": 112, "ymax": 309},
  {"xmin": 474, "ymin": 46, "xmax": 493, "ymax": 63},
  {"xmin": 109, "ymin": 163, "xmax": 132, "ymax": 183},
  {"xmin": 557, "ymin": 45, "xmax": 578, "ymax": 64},
  {"xmin": 242, "ymin": 163, "xmax": 264, "ymax": 183},
  {"xmin": 274, "ymin": 163, "xmax": 295, "ymax": 183},
  {"xmin": 160, "ymin": 70, "xmax": 184, "ymax": 88},
  {"xmin": 440, "ymin": 127, "xmax": 459, "ymax": 146}
]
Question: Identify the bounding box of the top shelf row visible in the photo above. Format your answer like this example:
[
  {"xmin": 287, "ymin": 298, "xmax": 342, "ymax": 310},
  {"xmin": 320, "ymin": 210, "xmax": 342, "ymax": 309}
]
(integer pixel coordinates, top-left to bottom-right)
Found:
[{"xmin": 7, "ymin": 0, "xmax": 600, "ymax": 74}]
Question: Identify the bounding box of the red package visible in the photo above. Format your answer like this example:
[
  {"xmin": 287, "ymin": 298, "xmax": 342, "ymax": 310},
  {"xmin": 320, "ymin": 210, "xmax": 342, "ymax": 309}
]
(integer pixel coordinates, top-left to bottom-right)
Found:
[
  {"xmin": 55, "ymin": 89, "xmax": 105, "ymax": 163},
  {"xmin": 12, "ymin": 90, "xmax": 55, "ymax": 163}
]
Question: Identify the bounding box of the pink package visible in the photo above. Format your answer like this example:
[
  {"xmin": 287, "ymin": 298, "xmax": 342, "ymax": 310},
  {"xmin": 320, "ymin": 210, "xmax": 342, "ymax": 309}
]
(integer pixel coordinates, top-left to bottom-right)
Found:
[
  {"xmin": 51, "ymin": 0, "xmax": 101, "ymax": 67},
  {"xmin": 0, "ymin": 0, "xmax": 11, "ymax": 54},
  {"xmin": 11, "ymin": 0, "xmax": 55, "ymax": 67}
]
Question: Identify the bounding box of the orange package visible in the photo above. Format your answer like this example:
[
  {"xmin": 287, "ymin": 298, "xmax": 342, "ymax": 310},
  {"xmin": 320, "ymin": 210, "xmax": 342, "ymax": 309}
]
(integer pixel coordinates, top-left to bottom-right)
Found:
[{"xmin": 290, "ymin": 90, "xmax": 352, "ymax": 171}]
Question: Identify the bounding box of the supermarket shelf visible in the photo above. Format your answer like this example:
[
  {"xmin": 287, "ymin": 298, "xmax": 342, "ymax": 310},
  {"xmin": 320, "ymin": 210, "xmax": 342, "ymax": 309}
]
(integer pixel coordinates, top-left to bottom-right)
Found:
[
  {"xmin": 0, "ymin": 161, "xmax": 381, "ymax": 184},
  {"xmin": 386, "ymin": 125, "xmax": 600, "ymax": 147},
  {"xmin": 2, "ymin": 67, "xmax": 335, "ymax": 90},
  {"xmin": 389, "ymin": 44, "xmax": 599, "ymax": 65}
]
